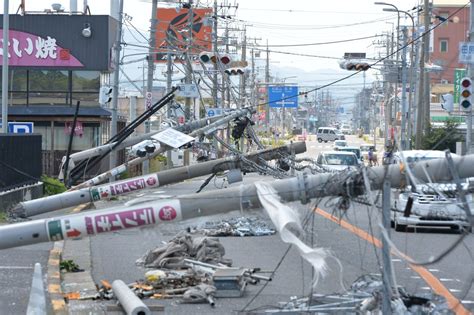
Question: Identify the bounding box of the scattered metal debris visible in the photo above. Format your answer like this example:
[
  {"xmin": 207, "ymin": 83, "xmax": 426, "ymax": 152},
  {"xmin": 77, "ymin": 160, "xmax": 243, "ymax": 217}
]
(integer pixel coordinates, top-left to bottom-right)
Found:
[
  {"xmin": 244, "ymin": 274, "xmax": 453, "ymax": 314},
  {"xmin": 187, "ymin": 216, "xmax": 276, "ymax": 237}
]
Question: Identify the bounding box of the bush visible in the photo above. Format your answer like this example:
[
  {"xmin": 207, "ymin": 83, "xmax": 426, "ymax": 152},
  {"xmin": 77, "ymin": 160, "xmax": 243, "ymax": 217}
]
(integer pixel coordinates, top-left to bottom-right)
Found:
[
  {"xmin": 419, "ymin": 120, "xmax": 462, "ymax": 152},
  {"xmin": 41, "ymin": 175, "xmax": 67, "ymax": 196}
]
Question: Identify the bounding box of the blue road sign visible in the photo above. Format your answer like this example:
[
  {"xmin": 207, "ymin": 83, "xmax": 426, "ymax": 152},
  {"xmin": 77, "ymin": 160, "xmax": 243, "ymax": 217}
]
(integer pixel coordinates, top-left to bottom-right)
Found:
[
  {"xmin": 207, "ymin": 108, "xmax": 223, "ymax": 117},
  {"xmin": 268, "ymin": 86, "xmax": 298, "ymax": 108},
  {"xmin": 8, "ymin": 122, "xmax": 34, "ymax": 133}
]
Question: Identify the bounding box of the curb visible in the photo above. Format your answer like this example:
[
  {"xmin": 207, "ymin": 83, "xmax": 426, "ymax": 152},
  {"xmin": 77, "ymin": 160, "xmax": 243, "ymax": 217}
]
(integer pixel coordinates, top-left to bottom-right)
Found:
[
  {"xmin": 47, "ymin": 202, "xmax": 91, "ymax": 315},
  {"xmin": 48, "ymin": 241, "xmax": 68, "ymax": 315}
]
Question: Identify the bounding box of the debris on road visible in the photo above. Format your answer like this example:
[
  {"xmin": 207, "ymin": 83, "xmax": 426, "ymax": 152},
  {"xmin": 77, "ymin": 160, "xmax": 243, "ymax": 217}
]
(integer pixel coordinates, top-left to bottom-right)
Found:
[
  {"xmin": 135, "ymin": 233, "xmax": 232, "ymax": 269},
  {"xmin": 187, "ymin": 216, "xmax": 276, "ymax": 237}
]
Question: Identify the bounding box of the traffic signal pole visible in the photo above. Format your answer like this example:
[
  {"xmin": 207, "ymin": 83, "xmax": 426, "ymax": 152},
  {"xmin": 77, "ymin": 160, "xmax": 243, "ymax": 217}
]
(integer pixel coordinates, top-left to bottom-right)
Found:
[
  {"xmin": 3, "ymin": 153, "xmax": 474, "ymax": 250},
  {"xmin": 12, "ymin": 142, "xmax": 306, "ymax": 218}
]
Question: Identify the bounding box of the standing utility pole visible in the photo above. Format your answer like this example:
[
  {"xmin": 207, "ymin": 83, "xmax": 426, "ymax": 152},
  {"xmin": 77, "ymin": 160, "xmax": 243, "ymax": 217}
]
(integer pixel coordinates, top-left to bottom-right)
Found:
[
  {"xmin": 110, "ymin": 0, "xmax": 124, "ymax": 171},
  {"xmin": 212, "ymin": 0, "xmax": 218, "ymax": 107},
  {"xmin": 400, "ymin": 27, "xmax": 408, "ymax": 150},
  {"xmin": 240, "ymin": 27, "xmax": 247, "ymax": 108},
  {"xmin": 467, "ymin": 0, "xmax": 474, "ymax": 153},
  {"xmin": 184, "ymin": 0, "xmax": 193, "ymax": 120},
  {"xmin": 416, "ymin": 0, "xmax": 430, "ymax": 149},
  {"xmin": 1, "ymin": 0, "xmax": 9, "ymax": 133},
  {"xmin": 143, "ymin": 0, "xmax": 158, "ymax": 174},
  {"xmin": 265, "ymin": 41, "xmax": 270, "ymax": 130}
]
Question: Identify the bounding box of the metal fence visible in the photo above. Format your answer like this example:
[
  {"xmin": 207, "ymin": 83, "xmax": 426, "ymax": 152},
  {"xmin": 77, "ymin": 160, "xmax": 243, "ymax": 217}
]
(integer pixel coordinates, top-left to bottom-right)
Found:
[{"xmin": 0, "ymin": 134, "xmax": 42, "ymax": 192}]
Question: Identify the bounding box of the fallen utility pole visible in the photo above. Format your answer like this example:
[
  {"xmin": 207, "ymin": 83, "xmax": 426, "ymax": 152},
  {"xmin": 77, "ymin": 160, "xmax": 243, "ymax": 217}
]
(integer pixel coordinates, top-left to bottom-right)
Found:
[
  {"xmin": 68, "ymin": 108, "xmax": 255, "ymax": 188},
  {"xmin": 2, "ymin": 153, "xmax": 474, "ymax": 250},
  {"xmin": 13, "ymin": 142, "xmax": 305, "ymax": 217}
]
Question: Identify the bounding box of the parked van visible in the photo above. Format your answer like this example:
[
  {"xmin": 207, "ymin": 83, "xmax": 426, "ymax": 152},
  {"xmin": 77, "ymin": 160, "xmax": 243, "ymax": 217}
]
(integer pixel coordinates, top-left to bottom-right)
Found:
[{"xmin": 316, "ymin": 127, "xmax": 345, "ymax": 142}]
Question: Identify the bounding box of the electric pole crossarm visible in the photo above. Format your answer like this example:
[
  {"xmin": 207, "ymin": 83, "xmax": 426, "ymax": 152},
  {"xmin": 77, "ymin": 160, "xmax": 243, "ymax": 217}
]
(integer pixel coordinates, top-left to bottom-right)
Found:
[
  {"xmin": 4, "ymin": 154, "xmax": 474, "ymax": 250},
  {"xmin": 12, "ymin": 143, "xmax": 306, "ymax": 218}
]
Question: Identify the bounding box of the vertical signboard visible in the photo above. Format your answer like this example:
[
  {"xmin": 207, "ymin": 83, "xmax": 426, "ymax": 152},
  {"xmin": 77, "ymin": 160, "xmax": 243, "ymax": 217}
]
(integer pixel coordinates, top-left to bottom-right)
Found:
[{"xmin": 454, "ymin": 68, "xmax": 467, "ymax": 104}]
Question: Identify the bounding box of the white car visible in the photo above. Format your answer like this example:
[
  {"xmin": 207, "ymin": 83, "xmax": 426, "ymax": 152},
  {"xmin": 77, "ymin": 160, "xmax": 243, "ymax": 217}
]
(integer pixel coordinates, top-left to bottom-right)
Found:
[
  {"xmin": 316, "ymin": 151, "xmax": 359, "ymax": 172},
  {"xmin": 333, "ymin": 140, "xmax": 348, "ymax": 150},
  {"xmin": 390, "ymin": 150, "xmax": 471, "ymax": 232}
]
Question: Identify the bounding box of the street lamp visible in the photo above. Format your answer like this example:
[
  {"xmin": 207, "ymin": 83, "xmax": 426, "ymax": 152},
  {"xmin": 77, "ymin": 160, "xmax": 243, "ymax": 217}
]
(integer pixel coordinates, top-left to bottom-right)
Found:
[
  {"xmin": 383, "ymin": 8, "xmax": 415, "ymax": 149},
  {"xmin": 375, "ymin": 2, "xmax": 401, "ymax": 149}
]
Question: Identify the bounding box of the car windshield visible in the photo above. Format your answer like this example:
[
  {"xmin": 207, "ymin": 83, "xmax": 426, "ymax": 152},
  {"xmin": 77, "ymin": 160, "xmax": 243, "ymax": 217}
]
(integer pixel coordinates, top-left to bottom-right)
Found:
[
  {"xmin": 340, "ymin": 148, "xmax": 360, "ymax": 158},
  {"xmin": 324, "ymin": 154, "xmax": 357, "ymax": 165},
  {"xmin": 335, "ymin": 141, "xmax": 347, "ymax": 147}
]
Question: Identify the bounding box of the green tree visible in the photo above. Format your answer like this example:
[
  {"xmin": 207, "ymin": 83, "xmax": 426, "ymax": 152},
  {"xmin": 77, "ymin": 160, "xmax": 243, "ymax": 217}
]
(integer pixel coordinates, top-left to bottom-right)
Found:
[{"xmin": 419, "ymin": 119, "xmax": 463, "ymax": 152}]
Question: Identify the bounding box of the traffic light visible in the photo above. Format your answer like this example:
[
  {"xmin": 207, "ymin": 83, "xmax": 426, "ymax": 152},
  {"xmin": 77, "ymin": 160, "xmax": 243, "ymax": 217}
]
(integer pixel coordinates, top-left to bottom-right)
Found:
[
  {"xmin": 338, "ymin": 60, "xmax": 370, "ymax": 71},
  {"xmin": 441, "ymin": 93, "xmax": 454, "ymax": 112},
  {"xmin": 99, "ymin": 86, "xmax": 113, "ymax": 105},
  {"xmin": 199, "ymin": 52, "xmax": 232, "ymax": 65},
  {"xmin": 225, "ymin": 67, "xmax": 245, "ymax": 75},
  {"xmin": 460, "ymin": 77, "xmax": 472, "ymax": 111}
]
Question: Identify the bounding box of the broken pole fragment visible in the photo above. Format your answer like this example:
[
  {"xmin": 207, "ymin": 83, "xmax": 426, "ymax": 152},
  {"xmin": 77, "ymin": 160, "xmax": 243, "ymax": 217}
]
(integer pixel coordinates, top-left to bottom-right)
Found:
[
  {"xmin": 13, "ymin": 142, "xmax": 306, "ymax": 217},
  {"xmin": 1, "ymin": 154, "xmax": 474, "ymax": 251}
]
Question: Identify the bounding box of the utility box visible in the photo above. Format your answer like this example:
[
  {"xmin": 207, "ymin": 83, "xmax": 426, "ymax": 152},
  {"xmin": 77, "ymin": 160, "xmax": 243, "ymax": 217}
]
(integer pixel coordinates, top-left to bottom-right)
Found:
[{"xmin": 212, "ymin": 268, "xmax": 246, "ymax": 297}]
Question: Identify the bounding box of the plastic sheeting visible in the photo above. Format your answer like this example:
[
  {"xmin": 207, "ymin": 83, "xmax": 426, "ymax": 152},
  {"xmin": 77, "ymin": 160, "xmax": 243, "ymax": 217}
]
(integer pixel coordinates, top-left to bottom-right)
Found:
[{"xmin": 255, "ymin": 181, "xmax": 330, "ymax": 286}]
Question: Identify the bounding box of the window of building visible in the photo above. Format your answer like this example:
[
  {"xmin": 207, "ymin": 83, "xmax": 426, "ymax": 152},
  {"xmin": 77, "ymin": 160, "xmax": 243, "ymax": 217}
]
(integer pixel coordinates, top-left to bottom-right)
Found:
[
  {"xmin": 440, "ymin": 39, "xmax": 448, "ymax": 53},
  {"xmin": 5, "ymin": 69, "xmax": 100, "ymax": 106}
]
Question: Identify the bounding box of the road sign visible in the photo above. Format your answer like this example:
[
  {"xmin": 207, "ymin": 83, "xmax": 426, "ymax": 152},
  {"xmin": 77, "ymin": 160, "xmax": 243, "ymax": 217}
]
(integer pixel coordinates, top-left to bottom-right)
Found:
[
  {"xmin": 151, "ymin": 128, "xmax": 194, "ymax": 149},
  {"xmin": 145, "ymin": 92, "xmax": 152, "ymax": 109},
  {"xmin": 8, "ymin": 122, "xmax": 34, "ymax": 133},
  {"xmin": 268, "ymin": 86, "xmax": 298, "ymax": 108},
  {"xmin": 177, "ymin": 84, "xmax": 199, "ymax": 98},
  {"xmin": 459, "ymin": 42, "xmax": 474, "ymax": 64},
  {"xmin": 206, "ymin": 108, "xmax": 223, "ymax": 117}
]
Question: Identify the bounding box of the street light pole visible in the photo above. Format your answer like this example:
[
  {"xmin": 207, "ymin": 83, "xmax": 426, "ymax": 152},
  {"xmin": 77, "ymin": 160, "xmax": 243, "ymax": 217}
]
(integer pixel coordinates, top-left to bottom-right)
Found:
[
  {"xmin": 375, "ymin": 2, "xmax": 400, "ymax": 125},
  {"xmin": 383, "ymin": 8, "xmax": 416, "ymax": 149}
]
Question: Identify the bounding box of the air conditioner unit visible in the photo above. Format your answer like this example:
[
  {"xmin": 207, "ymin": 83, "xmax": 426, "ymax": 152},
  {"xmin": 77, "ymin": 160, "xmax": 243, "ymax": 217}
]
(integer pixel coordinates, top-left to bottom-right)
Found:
[{"xmin": 440, "ymin": 79, "xmax": 449, "ymax": 84}]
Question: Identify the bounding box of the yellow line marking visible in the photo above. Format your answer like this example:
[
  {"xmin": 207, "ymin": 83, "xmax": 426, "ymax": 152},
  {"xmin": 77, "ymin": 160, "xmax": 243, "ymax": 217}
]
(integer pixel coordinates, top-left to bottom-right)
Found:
[{"xmin": 314, "ymin": 207, "xmax": 471, "ymax": 315}]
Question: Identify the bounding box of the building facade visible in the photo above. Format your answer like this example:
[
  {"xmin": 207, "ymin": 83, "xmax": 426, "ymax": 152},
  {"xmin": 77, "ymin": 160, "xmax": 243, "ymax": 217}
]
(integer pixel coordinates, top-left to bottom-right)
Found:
[{"xmin": 0, "ymin": 13, "xmax": 119, "ymax": 176}]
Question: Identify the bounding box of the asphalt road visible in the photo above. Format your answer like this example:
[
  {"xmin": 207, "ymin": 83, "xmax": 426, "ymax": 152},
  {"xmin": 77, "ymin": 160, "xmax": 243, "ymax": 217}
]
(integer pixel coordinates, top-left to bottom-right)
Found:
[{"xmin": 1, "ymin": 135, "xmax": 473, "ymax": 314}]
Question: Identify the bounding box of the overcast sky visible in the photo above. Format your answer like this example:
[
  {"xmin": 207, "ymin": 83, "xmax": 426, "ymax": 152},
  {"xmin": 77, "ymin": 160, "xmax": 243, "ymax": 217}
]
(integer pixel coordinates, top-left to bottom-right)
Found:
[{"xmin": 0, "ymin": 0, "xmax": 422, "ymax": 106}]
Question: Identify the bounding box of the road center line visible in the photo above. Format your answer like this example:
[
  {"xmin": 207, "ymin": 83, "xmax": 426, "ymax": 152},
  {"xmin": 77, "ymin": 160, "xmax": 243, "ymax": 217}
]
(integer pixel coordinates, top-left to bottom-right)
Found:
[{"xmin": 314, "ymin": 207, "xmax": 470, "ymax": 315}]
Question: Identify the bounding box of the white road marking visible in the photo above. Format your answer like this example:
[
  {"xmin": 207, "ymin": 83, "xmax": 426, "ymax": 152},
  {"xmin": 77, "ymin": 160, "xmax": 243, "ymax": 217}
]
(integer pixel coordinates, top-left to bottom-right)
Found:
[
  {"xmin": 420, "ymin": 287, "xmax": 431, "ymax": 290},
  {"xmin": 461, "ymin": 300, "xmax": 474, "ymax": 304},
  {"xmin": 391, "ymin": 259, "xmax": 402, "ymax": 262},
  {"xmin": 153, "ymin": 190, "xmax": 166, "ymax": 194},
  {"xmin": 428, "ymin": 269, "xmax": 439, "ymax": 272},
  {"xmin": 410, "ymin": 276, "xmax": 421, "ymax": 279},
  {"xmin": 0, "ymin": 266, "xmax": 34, "ymax": 269},
  {"xmin": 449, "ymin": 289, "xmax": 462, "ymax": 293},
  {"xmin": 440, "ymin": 278, "xmax": 455, "ymax": 282}
]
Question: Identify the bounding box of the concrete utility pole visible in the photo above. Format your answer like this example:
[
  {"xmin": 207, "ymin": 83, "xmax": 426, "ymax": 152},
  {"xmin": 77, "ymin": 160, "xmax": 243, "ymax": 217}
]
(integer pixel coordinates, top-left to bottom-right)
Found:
[
  {"xmin": 423, "ymin": 0, "xmax": 431, "ymax": 139},
  {"xmin": 467, "ymin": 0, "xmax": 474, "ymax": 153},
  {"xmin": 110, "ymin": 0, "xmax": 124, "ymax": 171},
  {"xmin": 143, "ymin": 0, "xmax": 158, "ymax": 175},
  {"xmin": 184, "ymin": 0, "xmax": 193, "ymax": 120},
  {"xmin": 212, "ymin": 0, "xmax": 218, "ymax": 107},
  {"xmin": 3, "ymin": 153, "xmax": 474, "ymax": 250},
  {"xmin": 265, "ymin": 41, "xmax": 270, "ymax": 130},
  {"xmin": 416, "ymin": 0, "xmax": 430, "ymax": 149},
  {"xmin": 1, "ymin": 0, "xmax": 9, "ymax": 133},
  {"xmin": 13, "ymin": 142, "xmax": 305, "ymax": 217},
  {"xmin": 400, "ymin": 27, "xmax": 408, "ymax": 150},
  {"xmin": 240, "ymin": 27, "xmax": 247, "ymax": 108}
]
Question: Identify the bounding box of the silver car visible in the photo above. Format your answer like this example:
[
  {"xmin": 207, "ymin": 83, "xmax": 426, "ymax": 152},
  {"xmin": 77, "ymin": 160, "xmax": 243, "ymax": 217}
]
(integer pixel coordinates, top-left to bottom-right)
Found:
[
  {"xmin": 390, "ymin": 150, "xmax": 471, "ymax": 232},
  {"xmin": 316, "ymin": 151, "xmax": 359, "ymax": 172}
]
